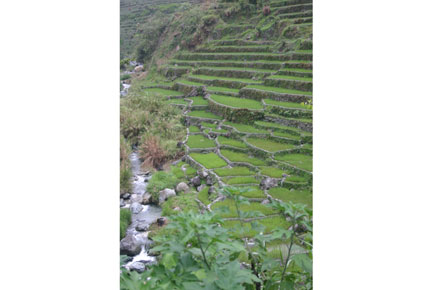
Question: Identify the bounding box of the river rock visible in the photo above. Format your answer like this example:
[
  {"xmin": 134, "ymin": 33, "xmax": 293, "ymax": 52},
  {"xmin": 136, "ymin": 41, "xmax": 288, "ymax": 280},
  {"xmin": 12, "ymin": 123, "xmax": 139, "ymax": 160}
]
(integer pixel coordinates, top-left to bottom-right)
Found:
[
  {"xmin": 206, "ymin": 176, "xmax": 214, "ymax": 186},
  {"xmin": 128, "ymin": 262, "xmax": 145, "ymax": 273},
  {"xmin": 157, "ymin": 217, "xmax": 168, "ymax": 227},
  {"xmin": 122, "ymin": 193, "xmax": 131, "ymax": 200},
  {"xmin": 135, "ymin": 221, "xmax": 150, "ymax": 232},
  {"xmin": 260, "ymin": 177, "xmax": 278, "ymax": 190},
  {"xmin": 198, "ymin": 170, "xmax": 209, "ymax": 179},
  {"xmin": 120, "ymin": 199, "xmax": 126, "ymax": 207},
  {"xmin": 120, "ymin": 234, "xmax": 143, "ymax": 256},
  {"xmin": 130, "ymin": 194, "xmax": 142, "ymax": 203},
  {"xmin": 134, "ymin": 65, "xmax": 144, "ymax": 72},
  {"xmin": 141, "ymin": 193, "xmax": 152, "ymax": 205},
  {"xmin": 130, "ymin": 202, "xmax": 143, "ymax": 214},
  {"xmin": 158, "ymin": 188, "xmax": 176, "ymax": 205},
  {"xmin": 190, "ymin": 176, "xmax": 202, "ymax": 187},
  {"xmin": 176, "ymin": 182, "xmax": 190, "ymax": 193}
]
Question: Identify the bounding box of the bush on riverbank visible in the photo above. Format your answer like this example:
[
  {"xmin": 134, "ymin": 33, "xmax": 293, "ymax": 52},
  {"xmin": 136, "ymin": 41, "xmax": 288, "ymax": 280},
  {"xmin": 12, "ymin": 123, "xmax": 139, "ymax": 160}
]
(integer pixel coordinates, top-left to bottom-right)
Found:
[
  {"xmin": 120, "ymin": 135, "xmax": 132, "ymax": 193},
  {"xmin": 120, "ymin": 89, "xmax": 186, "ymax": 170},
  {"xmin": 120, "ymin": 208, "xmax": 131, "ymax": 240},
  {"xmin": 147, "ymin": 171, "xmax": 179, "ymax": 203}
]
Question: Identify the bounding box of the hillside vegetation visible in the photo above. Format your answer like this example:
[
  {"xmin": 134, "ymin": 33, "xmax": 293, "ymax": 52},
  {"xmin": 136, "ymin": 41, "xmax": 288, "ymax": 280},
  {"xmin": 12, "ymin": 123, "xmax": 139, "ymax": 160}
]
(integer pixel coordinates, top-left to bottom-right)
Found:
[{"xmin": 120, "ymin": 0, "xmax": 313, "ymax": 288}]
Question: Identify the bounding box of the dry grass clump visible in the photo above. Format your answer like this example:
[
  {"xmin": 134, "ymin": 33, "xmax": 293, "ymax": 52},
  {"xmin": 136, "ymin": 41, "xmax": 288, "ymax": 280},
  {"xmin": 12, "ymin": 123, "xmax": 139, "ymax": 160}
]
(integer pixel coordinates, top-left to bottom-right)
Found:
[{"xmin": 140, "ymin": 135, "xmax": 167, "ymax": 170}]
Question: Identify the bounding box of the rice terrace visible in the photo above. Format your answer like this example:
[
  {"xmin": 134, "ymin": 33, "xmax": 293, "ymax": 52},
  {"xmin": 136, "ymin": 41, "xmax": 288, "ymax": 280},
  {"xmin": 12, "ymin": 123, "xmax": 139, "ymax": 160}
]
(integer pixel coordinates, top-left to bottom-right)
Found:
[{"xmin": 120, "ymin": 0, "xmax": 313, "ymax": 288}]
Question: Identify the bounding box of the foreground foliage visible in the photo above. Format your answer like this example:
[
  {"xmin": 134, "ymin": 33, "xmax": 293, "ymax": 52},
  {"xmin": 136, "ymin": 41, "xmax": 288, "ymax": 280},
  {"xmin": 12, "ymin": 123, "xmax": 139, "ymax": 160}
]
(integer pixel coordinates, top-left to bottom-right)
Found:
[{"xmin": 120, "ymin": 187, "xmax": 313, "ymax": 290}]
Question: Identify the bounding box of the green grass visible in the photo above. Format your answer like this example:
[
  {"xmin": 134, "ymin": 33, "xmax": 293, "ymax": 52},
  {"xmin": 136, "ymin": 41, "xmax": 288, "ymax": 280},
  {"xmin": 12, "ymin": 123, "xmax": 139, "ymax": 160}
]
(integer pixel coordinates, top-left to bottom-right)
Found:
[
  {"xmin": 217, "ymin": 136, "xmax": 247, "ymax": 149},
  {"xmin": 255, "ymin": 121, "xmax": 312, "ymax": 136},
  {"xmin": 197, "ymin": 187, "xmax": 211, "ymax": 206},
  {"xmin": 211, "ymin": 198, "xmax": 276, "ymax": 218},
  {"xmin": 188, "ymin": 96, "xmax": 208, "ymax": 106},
  {"xmin": 266, "ymin": 113, "xmax": 313, "ymax": 123},
  {"xmin": 268, "ymin": 74, "xmax": 313, "ymax": 83},
  {"xmin": 259, "ymin": 166, "xmax": 286, "ymax": 178},
  {"xmin": 166, "ymin": 98, "xmax": 187, "ymax": 105},
  {"xmin": 172, "ymin": 59, "xmax": 286, "ymax": 65},
  {"xmin": 144, "ymin": 88, "xmax": 183, "ymax": 96},
  {"xmin": 221, "ymin": 149, "xmax": 267, "ymax": 166},
  {"xmin": 214, "ymin": 166, "xmax": 254, "ymax": 177},
  {"xmin": 170, "ymin": 162, "xmax": 198, "ymax": 180},
  {"xmin": 280, "ymin": 68, "xmax": 313, "ymax": 74},
  {"xmin": 245, "ymin": 85, "xmax": 313, "ymax": 96},
  {"xmin": 189, "ymin": 152, "xmax": 228, "ymax": 169},
  {"xmin": 246, "ymin": 137, "xmax": 294, "ymax": 152},
  {"xmin": 272, "ymin": 131, "xmax": 302, "ymax": 140},
  {"xmin": 207, "ymin": 86, "xmax": 240, "ymax": 94},
  {"xmin": 224, "ymin": 121, "xmax": 268, "ymax": 134},
  {"xmin": 210, "ymin": 94, "xmax": 263, "ymax": 110},
  {"xmin": 285, "ymin": 175, "xmax": 308, "ymax": 183},
  {"xmin": 200, "ymin": 66, "xmax": 275, "ymax": 73},
  {"xmin": 177, "ymin": 79, "xmax": 205, "ymax": 86},
  {"xmin": 268, "ymin": 187, "xmax": 312, "ymax": 207},
  {"xmin": 200, "ymin": 122, "xmax": 216, "ymax": 129},
  {"xmin": 120, "ymin": 208, "xmax": 131, "ymax": 240},
  {"xmin": 239, "ymin": 186, "xmax": 266, "ymax": 198},
  {"xmin": 162, "ymin": 193, "xmax": 199, "ymax": 216},
  {"xmin": 274, "ymin": 153, "xmax": 312, "ymax": 172},
  {"xmin": 189, "ymin": 125, "xmax": 200, "ymax": 133},
  {"xmin": 188, "ymin": 110, "xmax": 222, "ymax": 120},
  {"xmin": 212, "ymin": 127, "xmax": 229, "ymax": 133},
  {"xmin": 190, "ymin": 74, "xmax": 262, "ymax": 84},
  {"xmin": 264, "ymin": 99, "xmax": 312, "ymax": 110},
  {"xmin": 186, "ymin": 135, "xmax": 216, "ymax": 148},
  {"xmin": 224, "ymin": 176, "xmax": 259, "ymax": 185},
  {"xmin": 223, "ymin": 216, "xmax": 289, "ymax": 238}
]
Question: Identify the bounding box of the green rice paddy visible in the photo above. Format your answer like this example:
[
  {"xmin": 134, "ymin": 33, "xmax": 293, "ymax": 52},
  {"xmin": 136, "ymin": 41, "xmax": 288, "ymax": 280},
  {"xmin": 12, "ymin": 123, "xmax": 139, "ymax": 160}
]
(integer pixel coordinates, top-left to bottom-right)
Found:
[
  {"xmin": 210, "ymin": 94, "xmax": 264, "ymax": 110},
  {"xmin": 246, "ymin": 137, "xmax": 294, "ymax": 152},
  {"xmin": 189, "ymin": 152, "xmax": 228, "ymax": 169}
]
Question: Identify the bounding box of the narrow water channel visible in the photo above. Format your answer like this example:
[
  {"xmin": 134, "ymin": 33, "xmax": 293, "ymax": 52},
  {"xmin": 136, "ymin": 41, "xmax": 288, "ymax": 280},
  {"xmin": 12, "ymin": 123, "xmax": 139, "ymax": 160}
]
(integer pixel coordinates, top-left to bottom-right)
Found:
[{"xmin": 121, "ymin": 151, "xmax": 162, "ymax": 272}]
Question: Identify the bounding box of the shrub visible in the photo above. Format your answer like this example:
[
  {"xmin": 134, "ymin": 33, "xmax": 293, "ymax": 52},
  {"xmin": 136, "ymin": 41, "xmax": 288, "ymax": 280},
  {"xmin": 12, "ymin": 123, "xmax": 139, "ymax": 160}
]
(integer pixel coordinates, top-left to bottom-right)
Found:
[
  {"xmin": 147, "ymin": 171, "xmax": 179, "ymax": 203},
  {"xmin": 262, "ymin": 5, "xmax": 270, "ymax": 16},
  {"xmin": 120, "ymin": 136, "xmax": 132, "ymax": 193},
  {"xmin": 140, "ymin": 135, "xmax": 167, "ymax": 170},
  {"xmin": 120, "ymin": 208, "xmax": 131, "ymax": 240},
  {"xmin": 201, "ymin": 14, "xmax": 218, "ymax": 27},
  {"xmin": 120, "ymin": 74, "xmax": 131, "ymax": 81}
]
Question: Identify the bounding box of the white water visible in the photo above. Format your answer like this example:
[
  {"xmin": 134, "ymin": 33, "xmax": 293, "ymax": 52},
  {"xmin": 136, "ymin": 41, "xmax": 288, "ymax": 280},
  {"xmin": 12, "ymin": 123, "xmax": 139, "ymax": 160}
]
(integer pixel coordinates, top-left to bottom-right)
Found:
[{"xmin": 122, "ymin": 151, "xmax": 162, "ymax": 271}]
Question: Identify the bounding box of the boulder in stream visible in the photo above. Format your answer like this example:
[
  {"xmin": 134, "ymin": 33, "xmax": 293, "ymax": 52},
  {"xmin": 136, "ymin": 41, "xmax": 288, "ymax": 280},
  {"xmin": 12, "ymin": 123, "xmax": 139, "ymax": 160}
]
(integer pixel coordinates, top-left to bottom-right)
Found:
[
  {"xmin": 128, "ymin": 262, "xmax": 145, "ymax": 273},
  {"xmin": 120, "ymin": 234, "xmax": 143, "ymax": 256},
  {"xmin": 135, "ymin": 221, "xmax": 150, "ymax": 232},
  {"xmin": 141, "ymin": 193, "xmax": 152, "ymax": 205},
  {"xmin": 130, "ymin": 202, "xmax": 143, "ymax": 214}
]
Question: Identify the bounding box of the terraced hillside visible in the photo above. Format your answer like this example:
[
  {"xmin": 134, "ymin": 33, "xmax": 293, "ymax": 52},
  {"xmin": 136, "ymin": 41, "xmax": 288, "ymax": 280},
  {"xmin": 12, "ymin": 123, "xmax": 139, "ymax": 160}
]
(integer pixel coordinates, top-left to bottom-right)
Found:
[
  {"xmin": 120, "ymin": 0, "xmax": 202, "ymax": 58},
  {"xmin": 141, "ymin": 0, "xmax": 313, "ymax": 238}
]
